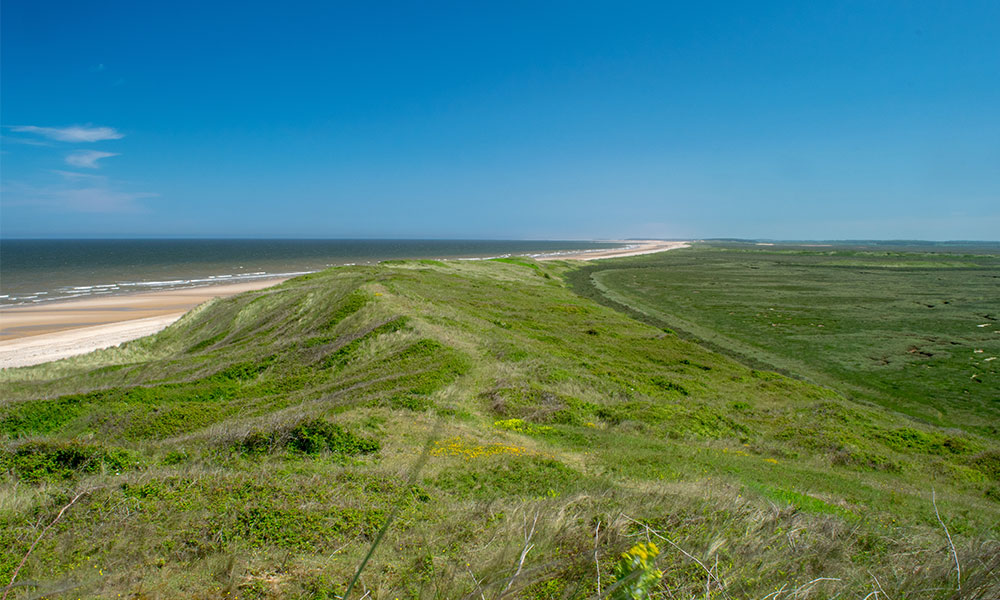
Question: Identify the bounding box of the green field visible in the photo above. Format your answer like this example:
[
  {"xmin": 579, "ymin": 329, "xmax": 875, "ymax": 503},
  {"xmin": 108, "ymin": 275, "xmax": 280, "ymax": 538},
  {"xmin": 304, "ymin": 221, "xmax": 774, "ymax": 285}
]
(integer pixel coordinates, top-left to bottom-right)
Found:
[
  {"xmin": 569, "ymin": 243, "xmax": 1000, "ymax": 436},
  {"xmin": 1, "ymin": 253, "xmax": 998, "ymax": 598}
]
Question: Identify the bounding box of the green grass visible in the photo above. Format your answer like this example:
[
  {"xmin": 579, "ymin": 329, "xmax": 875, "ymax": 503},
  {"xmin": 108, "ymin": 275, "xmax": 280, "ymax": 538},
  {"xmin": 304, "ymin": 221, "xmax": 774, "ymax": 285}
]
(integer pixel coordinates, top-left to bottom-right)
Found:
[
  {"xmin": 1, "ymin": 255, "xmax": 997, "ymax": 598},
  {"xmin": 567, "ymin": 242, "xmax": 1000, "ymax": 436}
]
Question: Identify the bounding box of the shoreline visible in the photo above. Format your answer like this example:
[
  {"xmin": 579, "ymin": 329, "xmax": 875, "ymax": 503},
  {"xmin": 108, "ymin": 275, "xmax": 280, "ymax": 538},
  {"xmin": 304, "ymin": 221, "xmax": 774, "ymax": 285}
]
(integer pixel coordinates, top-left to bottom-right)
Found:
[
  {"xmin": 0, "ymin": 277, "xmax": 292, "ymax": 340},
  {"xmin": 0, "ymin": 278, "xmax": 289, "ymax": 369},
  {"xmin": 0, "ymin": 314, "xmax": 186, "ymax": 369},
  {"xmin": 536, "ymin": 239, "xmax": 689, "ymax": 261},
  {"xmin": 0, "ymin": 240, "xmax": 690, "ymax": 368}
]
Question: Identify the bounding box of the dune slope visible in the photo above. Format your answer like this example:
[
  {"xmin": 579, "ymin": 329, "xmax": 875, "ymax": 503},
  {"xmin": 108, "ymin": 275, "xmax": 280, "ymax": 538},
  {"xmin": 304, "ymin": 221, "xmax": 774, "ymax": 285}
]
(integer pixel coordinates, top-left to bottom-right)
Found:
[{"xmin": 1, "ymin": 258, "xmax": 997, "ymax": 598}]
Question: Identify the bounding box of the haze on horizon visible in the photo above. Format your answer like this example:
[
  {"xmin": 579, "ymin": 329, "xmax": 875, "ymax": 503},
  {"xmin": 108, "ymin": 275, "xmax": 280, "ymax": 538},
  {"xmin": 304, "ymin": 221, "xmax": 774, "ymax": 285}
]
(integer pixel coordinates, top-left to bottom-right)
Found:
[{"xmin": 1, "ymin": 1, "xmax": 998, "ymax": 241}]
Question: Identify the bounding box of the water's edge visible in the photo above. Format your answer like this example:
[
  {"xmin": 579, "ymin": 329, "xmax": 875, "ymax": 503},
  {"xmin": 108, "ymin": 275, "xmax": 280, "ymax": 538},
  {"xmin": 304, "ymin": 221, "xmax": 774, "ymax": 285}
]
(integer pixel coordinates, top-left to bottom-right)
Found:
[{"xmin": 0, "ymin": 239, "xmax": 625, "ymax": 306}]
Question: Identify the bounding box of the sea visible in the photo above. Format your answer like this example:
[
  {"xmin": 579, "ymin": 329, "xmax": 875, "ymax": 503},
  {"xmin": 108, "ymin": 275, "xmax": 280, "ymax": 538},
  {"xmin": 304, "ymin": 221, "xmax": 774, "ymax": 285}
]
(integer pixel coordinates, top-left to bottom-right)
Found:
[{"xmin": 0, "ymin": 239, "xmax": 622, "ymax": 306}]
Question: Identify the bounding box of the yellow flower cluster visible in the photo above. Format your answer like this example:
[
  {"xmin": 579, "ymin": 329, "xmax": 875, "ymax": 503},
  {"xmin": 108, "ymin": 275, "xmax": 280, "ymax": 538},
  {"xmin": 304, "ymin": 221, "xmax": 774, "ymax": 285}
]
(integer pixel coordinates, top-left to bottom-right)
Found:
[
  {"xmin": 622, "ymin": 542, "xmax": 660, "ymax": 566},
  {"xmin": 431, "ymin": 436, "xmax": 525, "ymax": 459},
  {"xmin": 612, "ymin": 542, "xmax": 663, "ymax": 599},
  {"xmin": 493, "ymin": 418, "xmax": 553, "ymax": 434}
]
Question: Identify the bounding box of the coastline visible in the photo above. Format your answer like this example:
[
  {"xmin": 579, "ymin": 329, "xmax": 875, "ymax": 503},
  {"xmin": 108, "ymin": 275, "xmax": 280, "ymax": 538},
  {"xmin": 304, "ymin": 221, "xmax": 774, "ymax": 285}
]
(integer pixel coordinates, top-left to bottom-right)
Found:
[
  {"xmin": 0, "ymin": 278, "xmax": 289, "ymax": 368},
  {"xmin": 0, "ymin": 240, "xmax": 690, "ymax": 368},
  {"xmin": 536, "ymin": 239, "xmax": 689, "ymax": 261}
]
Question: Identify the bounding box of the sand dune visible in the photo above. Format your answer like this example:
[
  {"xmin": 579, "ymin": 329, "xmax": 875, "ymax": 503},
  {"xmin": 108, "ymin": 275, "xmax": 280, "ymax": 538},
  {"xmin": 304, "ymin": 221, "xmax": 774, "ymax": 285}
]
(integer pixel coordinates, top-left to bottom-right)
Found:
[{"xmin": 0, "ymin": 242, "xmax": 692, "ymax": 368}]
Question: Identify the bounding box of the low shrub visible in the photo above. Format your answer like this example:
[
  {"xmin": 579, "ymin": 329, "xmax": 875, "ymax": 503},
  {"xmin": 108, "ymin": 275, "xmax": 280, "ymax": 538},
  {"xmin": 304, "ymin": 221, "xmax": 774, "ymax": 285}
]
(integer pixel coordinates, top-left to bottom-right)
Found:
[
  {"xmin": 830, "ymin": 446, "xmax": 901, "ymax": 472},
  {"xmin": 2, "ymin": 441, "xmax": 141, "ymax": 482},
  {"xmin": 236, "ymin": 418, "xmax": 380, "ymax": 457}
]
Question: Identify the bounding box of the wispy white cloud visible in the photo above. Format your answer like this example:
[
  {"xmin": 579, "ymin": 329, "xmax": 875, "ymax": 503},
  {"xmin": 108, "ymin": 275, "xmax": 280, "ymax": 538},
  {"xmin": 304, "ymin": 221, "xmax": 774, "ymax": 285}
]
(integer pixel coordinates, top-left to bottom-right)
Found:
[
  {"xmin": 9, "ymin": 124, "xmax": 124, "ymax": 142},
  {"xmin": 2, "ymin": 171, "xmax": 155, "ymax": 213},
  {"xmin": 66, "ymin": 150, "xmax": 119, "ymax": 169}
]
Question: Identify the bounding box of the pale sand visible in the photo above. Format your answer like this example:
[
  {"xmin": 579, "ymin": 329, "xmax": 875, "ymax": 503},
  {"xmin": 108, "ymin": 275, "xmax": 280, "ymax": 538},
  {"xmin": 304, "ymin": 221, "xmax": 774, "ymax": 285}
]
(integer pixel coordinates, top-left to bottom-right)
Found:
[
  {"xmin": 0, "ymin": 315, "xmax": 187, "ymax": 368},
  {"xmin": 0, "ymin": 241, "xmax": 691, "ymax": 368},
  {"xmin": 0, "ymin": 278, "xmax": 289, "ymax": 369},
  {"xmin": 537, "ymin": 239, "xmax": 690, "ymax": 261}
]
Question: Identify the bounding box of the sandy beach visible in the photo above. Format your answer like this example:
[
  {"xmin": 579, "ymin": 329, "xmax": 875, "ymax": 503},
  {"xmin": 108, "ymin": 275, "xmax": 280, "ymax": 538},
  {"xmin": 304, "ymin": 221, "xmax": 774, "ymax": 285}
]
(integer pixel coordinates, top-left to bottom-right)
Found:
[
  {"xmin": 0, "ymin": 278, "xmax": 289, "ymax": 368},
  {"xmin": 537, "ymin": 239, "xmax": 690, "ymax": 261},
  {"xmin": 0, "ymin": 241, "xmax": 690, "ymax": 369}
]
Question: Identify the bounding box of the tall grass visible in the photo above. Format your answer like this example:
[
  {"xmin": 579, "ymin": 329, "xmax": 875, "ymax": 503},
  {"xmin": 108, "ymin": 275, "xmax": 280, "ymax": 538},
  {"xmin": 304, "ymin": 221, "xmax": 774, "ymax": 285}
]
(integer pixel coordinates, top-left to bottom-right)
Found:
[{"xmin": 1, "ymin": 256, "xmax": 997, "ymax": 598}]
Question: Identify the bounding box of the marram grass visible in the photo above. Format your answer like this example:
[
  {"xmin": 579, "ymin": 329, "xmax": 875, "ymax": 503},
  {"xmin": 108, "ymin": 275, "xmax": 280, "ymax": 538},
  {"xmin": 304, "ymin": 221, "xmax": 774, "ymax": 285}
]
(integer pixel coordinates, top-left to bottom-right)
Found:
[{"xmin": 0, "ymin": 256, "xmax": 997, "ymax": 599}]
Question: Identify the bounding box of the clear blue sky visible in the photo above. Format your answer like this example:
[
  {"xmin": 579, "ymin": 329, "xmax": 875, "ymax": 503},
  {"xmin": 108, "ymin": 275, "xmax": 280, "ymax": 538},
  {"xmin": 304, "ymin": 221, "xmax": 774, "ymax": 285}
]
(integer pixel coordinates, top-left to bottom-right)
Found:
[{"xmin": 2, "ymin": 1, "xmax": 998, "ymax": 240}]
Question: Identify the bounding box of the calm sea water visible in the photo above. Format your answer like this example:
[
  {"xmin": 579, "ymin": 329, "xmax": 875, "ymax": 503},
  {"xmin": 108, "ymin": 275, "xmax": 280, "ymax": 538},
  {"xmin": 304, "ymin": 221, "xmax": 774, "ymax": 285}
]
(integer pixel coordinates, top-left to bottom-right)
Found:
[{"xmin": 0, "ymin": 239, "xmax": 621, "ymax": 306}]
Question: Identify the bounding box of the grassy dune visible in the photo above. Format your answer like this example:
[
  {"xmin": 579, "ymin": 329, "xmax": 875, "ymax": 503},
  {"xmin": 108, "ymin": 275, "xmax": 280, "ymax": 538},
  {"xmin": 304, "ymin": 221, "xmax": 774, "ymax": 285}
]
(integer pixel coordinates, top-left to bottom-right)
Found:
[{"xmin": 1, "ymin": 256, "xmax": 998, "ymax": 598}]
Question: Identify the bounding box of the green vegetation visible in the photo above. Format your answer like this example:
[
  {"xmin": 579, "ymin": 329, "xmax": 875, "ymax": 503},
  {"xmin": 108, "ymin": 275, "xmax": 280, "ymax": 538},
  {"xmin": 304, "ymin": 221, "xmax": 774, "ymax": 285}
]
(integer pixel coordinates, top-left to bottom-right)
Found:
[
  {"xmin": 1, "ymin": 440, "xmax": 140, "ymax": 483},
  {"xmin": 568, "ymin": 242, "xmax": 1000, "ymax": 435},
  {"xmin": 610, "ymin": 543, "xmax": 663, "ymax": 600},
  {"xmin": 1, "ymin": 252, "xmax": 997, "ymax": 598},
  {"xmin": 237, "ymin": 418, "xmax": 380, "ymax": 457}
]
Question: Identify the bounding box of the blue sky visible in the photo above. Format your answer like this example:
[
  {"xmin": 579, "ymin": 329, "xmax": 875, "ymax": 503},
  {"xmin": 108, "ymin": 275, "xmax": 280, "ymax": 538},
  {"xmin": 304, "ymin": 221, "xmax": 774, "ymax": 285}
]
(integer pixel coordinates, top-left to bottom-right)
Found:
[{"xmin": 2, "ymin": 1, "xmax": 998, "ymax": 240}]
